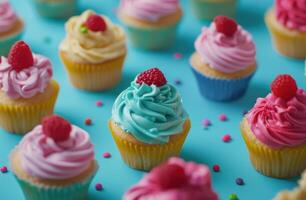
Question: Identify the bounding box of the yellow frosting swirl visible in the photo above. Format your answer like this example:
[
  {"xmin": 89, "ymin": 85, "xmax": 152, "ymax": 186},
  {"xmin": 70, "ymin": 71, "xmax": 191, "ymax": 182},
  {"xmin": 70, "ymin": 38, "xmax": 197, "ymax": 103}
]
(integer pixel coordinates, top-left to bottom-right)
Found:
[{"xmin": 59, "ymin": 10, "xmax": 126, "ymax": 64}]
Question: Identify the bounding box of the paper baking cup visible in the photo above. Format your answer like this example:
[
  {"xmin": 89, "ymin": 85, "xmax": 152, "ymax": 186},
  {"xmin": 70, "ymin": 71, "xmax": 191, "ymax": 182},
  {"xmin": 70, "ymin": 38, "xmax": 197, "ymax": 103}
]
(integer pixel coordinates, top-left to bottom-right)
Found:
[
  {"xmin": 189, "ymin": 0, "xmax": 236, "ymax": 21},
  {"xmin": 241, "ymin": 119, "xmax": 306, "ymax": 179},
  {"xmin": 60, "ymin": 52, "xmax": 126, "ymax": 91},
  {"xmin": 0, "ymin": 80, "xmax": 59, "ymax": 134},
  {"xmin": 0, "ymin": 30, "xmax": 23, "ymax": 56},
  {"xmin": 125, "ymin": 23, "xmax": 179, "ymax": 50},
  {"xmin": 31, "ymin": 0, "xmax": 77, "ymax": 19},
  {"xmin": 109, "ymin": 120, "xmax": 191, "ymax": 171},
  {"xmin": 191, "ymin": 67, "xmax": 254, "ymax": 101}
]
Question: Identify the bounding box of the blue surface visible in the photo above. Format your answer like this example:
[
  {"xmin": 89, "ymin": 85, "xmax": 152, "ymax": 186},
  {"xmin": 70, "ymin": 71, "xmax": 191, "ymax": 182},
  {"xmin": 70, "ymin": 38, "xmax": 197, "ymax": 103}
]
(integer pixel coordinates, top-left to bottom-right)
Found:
[{"xmin": 0, "ymin": 0, "xmax": 304, "ymax": 200}]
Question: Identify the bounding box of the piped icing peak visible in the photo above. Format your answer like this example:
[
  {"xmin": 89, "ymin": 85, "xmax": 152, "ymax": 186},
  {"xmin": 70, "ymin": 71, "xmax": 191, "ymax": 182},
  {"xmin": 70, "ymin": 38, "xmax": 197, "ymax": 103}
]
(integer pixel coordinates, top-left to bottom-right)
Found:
[
  {"xmin": 84, "ymin": 14, "xmax": 107, "ymax": 32},
  {"xmin": 0, "ymin": 0, "xmax": 18, "ymax": 33},
  {"xmin": 214, "ymin": 16, "xmax": 238, "ymax": 37},
  {"xmin": 8, "ymin": 41, "xmax": 34, "ymax": 72},
  {"xmin": 271, "ymin": 74, "xmax": 297, "ymax": 100},
  {"xmin": 123, "ymin": 157, "xmax": 219, "ymax": 200},
  {"xmin": 136, "ymin": 68, "xmax": 167, "ymax": 87},
  {"xmin": 42, "ymin": 115, "xmax": 72, "ymax": 142}
]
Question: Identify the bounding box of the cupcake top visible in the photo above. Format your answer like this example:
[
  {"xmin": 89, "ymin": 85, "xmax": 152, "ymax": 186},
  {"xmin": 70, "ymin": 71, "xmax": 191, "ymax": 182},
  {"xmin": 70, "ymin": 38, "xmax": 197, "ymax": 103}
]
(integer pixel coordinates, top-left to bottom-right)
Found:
[
  {"xmin": 112, "ymin": 68, "xmax": 188, "ymax": 144},
  {"xmin": 0, "ymin": 41, "xmax": 52, "ymax": 99},
  {"xmin": 123, "ymin": 157, "xmax": 218, "ymax": 200},
  {"xmin": 119, "ymin": 0, "xmax": 180, "ymax": 22},
  {"xmin": 18, "ymin": 115, "xmax": 95, "ymax": 180},
  {"xmin": 195, "ymin": 16, "xmax": 256, "ymax": 74},
  {"xmin": 275, "ymin": 0, "xmax": 306, "ymax": 32},
  {"xmin": 60, "ymin": 10, "xmax": 126, "ymax": 64},
  {"xmin": 0, "ymin": 0, "xmax": 18, "ymax": 33},
  {"xmin": 247, "ymin": 74, "xmax": 306, "ymax": 148}
]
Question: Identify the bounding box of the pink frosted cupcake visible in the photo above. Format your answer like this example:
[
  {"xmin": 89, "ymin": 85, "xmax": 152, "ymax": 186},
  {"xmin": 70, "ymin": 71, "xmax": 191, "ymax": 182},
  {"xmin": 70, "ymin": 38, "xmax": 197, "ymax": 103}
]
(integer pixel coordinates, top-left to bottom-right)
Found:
[{"xmin": 123, "ymin": 157, "xmax": 218, "ymax": 200}]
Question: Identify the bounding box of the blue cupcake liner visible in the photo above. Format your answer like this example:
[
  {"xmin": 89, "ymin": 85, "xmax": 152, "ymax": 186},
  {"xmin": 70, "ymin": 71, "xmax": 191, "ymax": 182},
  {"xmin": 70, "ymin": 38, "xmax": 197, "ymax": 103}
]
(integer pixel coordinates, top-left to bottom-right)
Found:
[
  {"xmin": 191, "ymin": 67, "xmax": 254, "ymax": 102},
  {"xmin": 0, "ymin": 30, "xmax": 23, "ymax": 56}
]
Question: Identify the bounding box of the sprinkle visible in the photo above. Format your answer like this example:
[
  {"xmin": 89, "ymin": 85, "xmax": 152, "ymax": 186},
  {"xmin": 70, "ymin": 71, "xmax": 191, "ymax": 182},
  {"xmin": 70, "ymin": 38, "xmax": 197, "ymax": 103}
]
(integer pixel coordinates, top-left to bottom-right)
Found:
[
  {"xmin": 85, "ymin": 118, "xmax": 92, "ymax": 125},
  {"xmin": 212, "ymin": 165, "xmax": 220, "ymax": 172},
  {"xmin": 202, "ymin": 119, "xmax": 211, "ymax": 127},
  {"xmin": 219, "ymin": 114, "xmax": 228, "ymax": 121},
  {"xmin": 173, "ymin": 52, "xmax": 183, "ymax": 60},
  {"xmin": 235, "ymin": 178, "xmax": 244, "ymax": 185},
  {"xmin": 174, "ymin": 79, "xmax": 182, "ymax": 85},
  {"xmin": 229, "ymin": 193, "xmax": 238, "ymax": 200},
  {"xmin": 80, "ymin": 26, "xmax": 88, "ymax": 34},
  {"xmin": 95, "ymin": 183, "xmax": 103, "ymax": 191},
  {"xmin": 222, "ymin": 134, "xmax": 232, "ymax": 143},
  {"xmin": 1, "ymin": 166, "xmax": 8, "ymax": 173},
  {"xmin": 103, "ymin": 152, "xmax": 111, "ymax": 158},
  {"xmin": 96, "ymin": 100, "xmax": 103, "ymax": 107}
]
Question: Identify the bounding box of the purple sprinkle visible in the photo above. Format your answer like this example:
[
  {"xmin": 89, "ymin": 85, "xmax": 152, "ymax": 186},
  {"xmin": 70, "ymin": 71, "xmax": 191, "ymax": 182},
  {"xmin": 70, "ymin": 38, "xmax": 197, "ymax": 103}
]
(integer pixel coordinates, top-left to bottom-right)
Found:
[
  {"xmin": 235, "ymin": 178, "xmax": 244, "ymax": 185},
  {"xmin": 174, "ymin": 79, "xmax": 182, "ymax": 85},
  {"xmin": 173, "ymin": 53, "xmax": 183, "ymax": 59},
  {"xmin": 202, "ymin": 119, "xmax": 211, "ymax": 127},
  {"xmin": 95, "ymin": 183, "xmax": 103, "ymax": 191}
]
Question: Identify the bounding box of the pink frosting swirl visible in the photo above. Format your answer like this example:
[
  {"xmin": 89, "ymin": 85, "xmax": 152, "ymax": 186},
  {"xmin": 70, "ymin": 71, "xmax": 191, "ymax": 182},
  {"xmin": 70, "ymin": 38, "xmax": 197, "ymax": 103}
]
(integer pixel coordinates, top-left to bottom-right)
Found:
[
  {"xmin": 19, "ymin": 125, "xmax": 95, "ymax": 180},
  {"xmin": 0, "ymin": 54, "xmax": 52, "ymax": 99},
  {"xmin": 195, "ymin": 23, "xmax": 256, "ymax": 73},
  {"xmin": 119, "ymin": 0, "xmax": 180, "ymax": 22},
  {"xmin": 276, "ymin": 0, "xmax": 306, "ymax": 32},
  {"xmin": 0, "ymin": 0, "xmax": 18, "ymax": 33},
  {"xmin": 124, "ymin": 157, "xmax": 218, "ymax": 200},
  {"xmin": 247, "ymin": 89, "xmax": 306, "ymax": 148}
]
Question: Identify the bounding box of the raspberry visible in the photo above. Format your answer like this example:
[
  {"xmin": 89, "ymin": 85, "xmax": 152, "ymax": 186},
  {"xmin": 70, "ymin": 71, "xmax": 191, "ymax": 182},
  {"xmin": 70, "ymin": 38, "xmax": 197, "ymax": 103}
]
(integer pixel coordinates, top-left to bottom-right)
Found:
[
  {"xmin": 8, "ymin": 41, "xmax": 34, "ymax": 71},
  {"xmin": 271, "ymin": 74, "xmax": 297, "ymax": 100},
  {"xmin": 214, "ymin": 16, "xmax": 238, "ymax": 37},
  {"xmin": 154, "ymin": 164, "xmax": 187, "ymax": 189},
  {"xmin": 85, "ymin": 14, "xmax": 107, "ymax": 32},
  {"xmin": 136, "ymin": 68, "xmax": 167, "ymax": 87},
  {"xmin": 42, "ymin": 115, "xmax": 72, "ymax": 142}
]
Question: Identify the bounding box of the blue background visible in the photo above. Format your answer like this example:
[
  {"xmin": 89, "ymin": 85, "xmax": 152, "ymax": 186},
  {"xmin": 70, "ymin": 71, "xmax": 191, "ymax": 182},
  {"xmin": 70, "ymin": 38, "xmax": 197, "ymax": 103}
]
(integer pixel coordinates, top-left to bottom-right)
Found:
[{"xmin": 0, "ymin": 0, "xmax": 305, "ymax": 199}]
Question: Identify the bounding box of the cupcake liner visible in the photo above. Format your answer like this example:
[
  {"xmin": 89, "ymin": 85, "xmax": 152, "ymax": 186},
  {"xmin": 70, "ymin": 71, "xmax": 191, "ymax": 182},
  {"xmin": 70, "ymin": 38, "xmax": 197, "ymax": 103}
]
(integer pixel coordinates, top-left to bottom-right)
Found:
[
  {"xmin": 60, "ymin": 52, "xmax": 126, "ymax": 91},
  {"xmin": 241, "ymin": 119, "xmax": 306, "ymax": 179},
  {"xmin": 125, "ymin": 23, "xmax": 180, "ymax": 50},
  {"xmin": 265, "ymin": 9, "xmax": 306, "ymax": 59},
  {"xmin": 191, "ymin": 67, "xmax": 254, "ymax": 102},
  {"xmin": 109, "ymin": 119, "xmax": 191, "ymax": 171},
  {"xmin": 0, "ymin": 30, "xmax": 23, "ymax": 56},
  {"xmin": 0, "ymin": 80, "xmax": 59, "ymax": 134},
  {"xmin": 31, "ymin": 0, "xmax": 77, "ymax": 19},
  {"xmin": 189, "ymin": 0, "xmax": 236, "ymax": 21}
]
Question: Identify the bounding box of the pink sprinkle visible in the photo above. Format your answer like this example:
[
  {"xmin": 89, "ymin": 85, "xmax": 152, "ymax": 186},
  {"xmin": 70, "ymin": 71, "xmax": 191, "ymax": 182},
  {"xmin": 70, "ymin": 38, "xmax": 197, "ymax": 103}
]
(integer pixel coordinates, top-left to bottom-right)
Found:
[
  {"xmin": 95, "ymin": 183, "xmax": 103, "ymax": 191},
  {"xmin": 96, "ymin": 100, "xmax": 103, "ymax": 107},
  {"xmin": 222, "ymin": 134, "xmax": 232, "ymax": 143},
  {"xmin": 103, "ymin": 152, "xmax": 111, "ymax": 158},
  {"xmin": 1, "ymin": 166, "xmax": 8, "ymax": 173},
  {"xmin": 173, "ymin": 52, "xmax": 183, "ymax": 59},
  {"xmin": 202, "ymin": 119, "xmax": 211, "ymax": 127},
  {"xmin": 219, "ymin": 114, "xmax": 228, "ymax": 121},
  {"xmin": 212, "ymin": 164, "xmax": 220, "ymax": 172}
]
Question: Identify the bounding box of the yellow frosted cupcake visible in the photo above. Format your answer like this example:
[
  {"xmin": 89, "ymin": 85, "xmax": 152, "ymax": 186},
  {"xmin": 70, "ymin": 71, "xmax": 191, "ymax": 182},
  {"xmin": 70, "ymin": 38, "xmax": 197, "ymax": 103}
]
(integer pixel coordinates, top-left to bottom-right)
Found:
[
  {"xmin": 10, "ymin": 115, "xmax": 98, "ymax": 200},
  {"xmin": 265, "ymin": 0, "xmax": 306, "ymax": 59},
  {"xmin": 109, "ymin": 68, "xmax": 191, "ymax": 171},
  {"xmin": 59, "ymin": 10, "xmax": 127, "ymax": 91},
  {"xmin": 241, "ymin": 74, "xmax": 306, "ymax": 179},
  {"xmin": 0, "ymin": 41, "xmax": 59, "ymax": 134}
]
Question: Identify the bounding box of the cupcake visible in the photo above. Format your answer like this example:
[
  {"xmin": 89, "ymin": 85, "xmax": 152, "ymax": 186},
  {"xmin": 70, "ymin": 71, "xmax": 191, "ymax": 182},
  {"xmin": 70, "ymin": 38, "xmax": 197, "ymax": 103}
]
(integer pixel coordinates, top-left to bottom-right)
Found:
[
  {"xmin": 190, "ymin": 16, "xmax": 256, "ymax": 101},
  {"xmin": 241, "ymin": 74, "xmax": 306, "ymax": 178},
  {"xmin": 117, "ymin": 0, "xmax": 183, "ymax": 50},
  {"xmin": 10, "ymin": 115, "xmax": 98, "ymax": 200},
  {"xmin": 109, "ymin": 68, "xmax": 191, "ymax": 171},
  {"xmin": 265, "ymin": 0, "xmax": 306, "ymax": 59},
  {"xmin": 189, "ymin": 0, "xmax": 236, "ymax": 21},
  {"xmin": 0, "ymin": 0, "xmax": 24, "ymax": 56},
  {"xmin": 59, "ymin": 10, "xmax": 127, "ymax": 91},
  {"xmin": 0, "ymin": 41, "xmax": 59, "ymax": 134},
  {"xmin": 31, "ymin": 0, "xmax": 77, "ymax": 19},
  {"xmin": 123, "ymin": 157, "xmax": 218, "ymax": 200}
]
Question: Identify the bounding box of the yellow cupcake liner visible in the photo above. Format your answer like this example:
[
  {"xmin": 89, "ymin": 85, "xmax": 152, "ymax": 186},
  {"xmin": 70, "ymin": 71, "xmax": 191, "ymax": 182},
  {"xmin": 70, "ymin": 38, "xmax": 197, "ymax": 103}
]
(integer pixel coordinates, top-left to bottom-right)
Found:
[
  {"xmin": 109, "ymin": 119, "xmax": 191, "ymax": 171},
  {"xmin": 265, "ymin": 9, "xmax": 306, "ymax": 59},
  {"xmin": 241, "ymin": 118, "xmax": 306, "ymax": 179},
  {"xmin": 0, "ymin": 80, "xmax": 59, "ymax": 134},
  {"xmin": 60, "ymin": 51, "xmax": 126, "ymax": 91}
]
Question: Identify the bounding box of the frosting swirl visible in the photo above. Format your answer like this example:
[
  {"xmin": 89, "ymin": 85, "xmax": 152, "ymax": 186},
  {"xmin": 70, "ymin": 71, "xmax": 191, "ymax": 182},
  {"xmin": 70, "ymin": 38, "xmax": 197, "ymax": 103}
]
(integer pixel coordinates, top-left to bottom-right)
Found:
[
  {"xmin": 0, "ymin": 55, "xmax": 52, "ymax": 99},
  {"xmin": 247, "ymin": 89, "xmax": 306, "ymax": 148},
  {"xmin": 112, "ymin": 80, "xmax": 188, "ymax": 144},
  {"xmin": 119, "ymin": 0, "xmax": 180, "ymax": 22},
  {"xmin": 124, "ymin": 157, "xmax": 218, "ymax": 200},
  {"xmin": 59, "ymin": 10, "xmax": 126, "ymax": 64},
  {"xmin": 19, "ymin": 125, "xmax": 94, "ymax": 180},
  {"xmin": 276, "ymin": 0, "xmax": 306, "ymax": 32},
  {"xmin": 195, "ymin": 23, "xmax": 256, "ymax": 73},
  {"xmin": 0, "ymin": 0, "xmax": 18, "ymax": 33}
]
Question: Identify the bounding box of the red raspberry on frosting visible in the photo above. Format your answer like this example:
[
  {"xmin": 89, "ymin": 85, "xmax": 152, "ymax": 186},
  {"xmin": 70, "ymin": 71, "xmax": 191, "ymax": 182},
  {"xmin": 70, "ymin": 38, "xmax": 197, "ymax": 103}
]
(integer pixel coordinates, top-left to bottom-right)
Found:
[
  {"xmin": 85, "ymin": 14, "xmax": 107, "ymax": 32},
  {"xmin": 214, "ymin": 16, "xmax": 238, "ymax": 37},
  {"xmin": 136, "ymin": 68, "xmax": 167, "ymax": 87},
  {"xmin": 42, "ymin": 115, "xmax": 72, "ymax": 142},
  {"xmin": 8, "ymin": 41, "xmax": 34, "ymax": 72},
  {"xmin": 271, "ymin": 74, "xmax": 297, "ymax": 100}
]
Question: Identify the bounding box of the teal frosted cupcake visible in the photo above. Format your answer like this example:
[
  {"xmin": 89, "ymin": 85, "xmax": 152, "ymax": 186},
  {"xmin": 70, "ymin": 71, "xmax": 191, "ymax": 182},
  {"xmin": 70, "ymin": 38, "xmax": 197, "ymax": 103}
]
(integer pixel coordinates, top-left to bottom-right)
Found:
[
  {"xmin": 10, "ymin": 115, "xmax": 98, "ymax": 200},
  {"xmin": 31, "ymin": 0, "xmax": 77, "ymax": 19},
  {"xmin": 117, "ymin": 0, "xmax": 183, "ymax": 50},
  {"xmin": 189, "ymin": 0, "xmax": 237, "ymax": 21}
]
